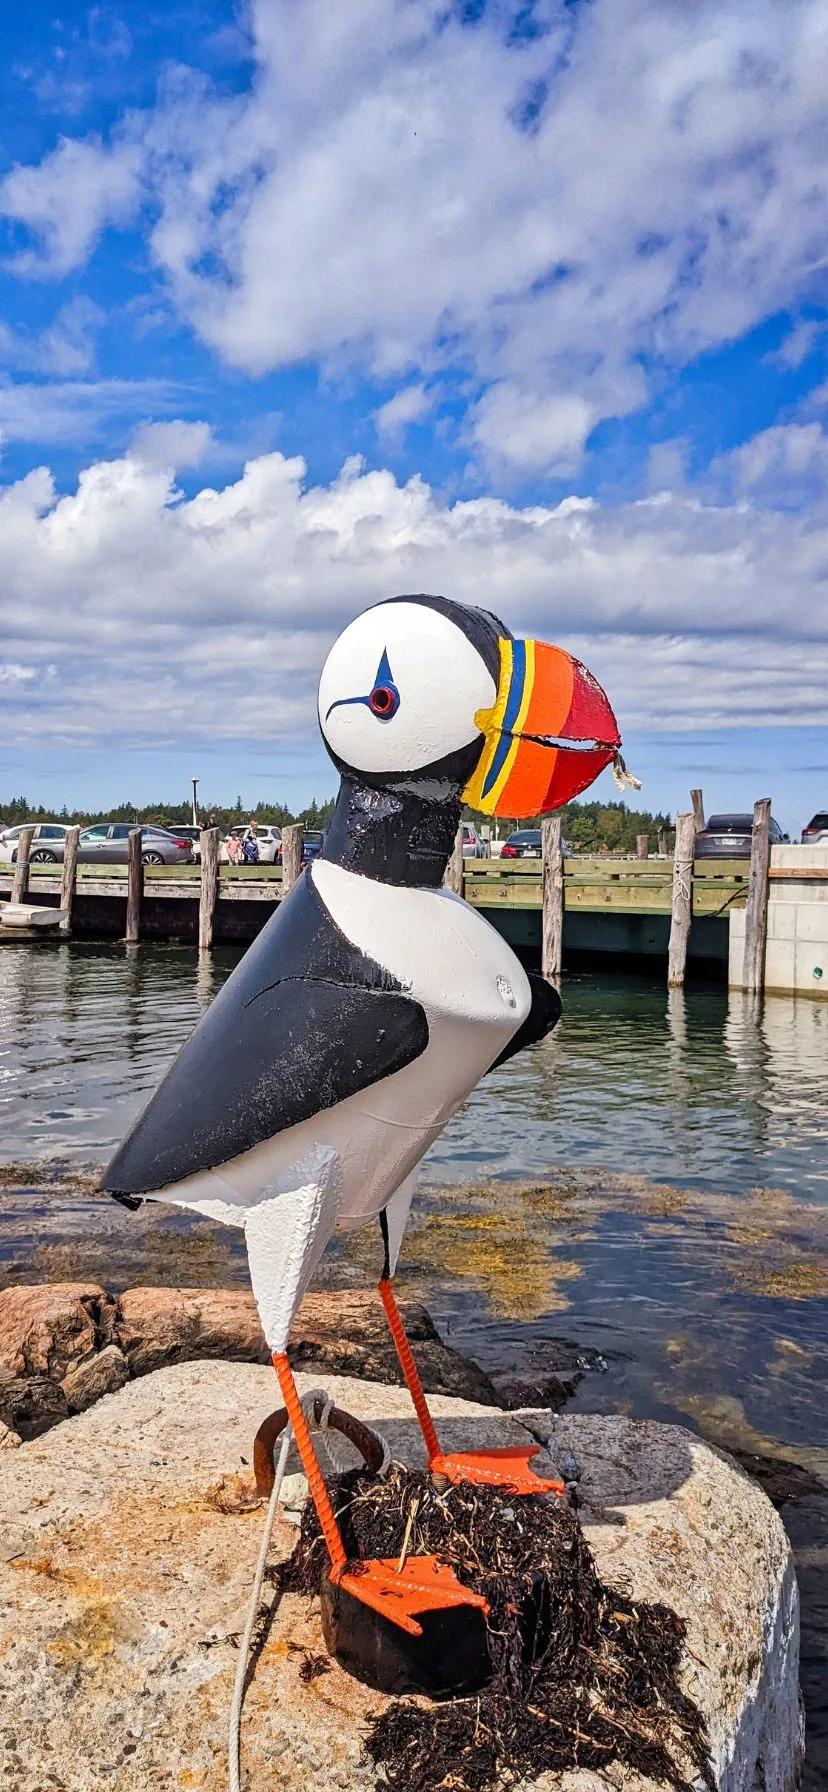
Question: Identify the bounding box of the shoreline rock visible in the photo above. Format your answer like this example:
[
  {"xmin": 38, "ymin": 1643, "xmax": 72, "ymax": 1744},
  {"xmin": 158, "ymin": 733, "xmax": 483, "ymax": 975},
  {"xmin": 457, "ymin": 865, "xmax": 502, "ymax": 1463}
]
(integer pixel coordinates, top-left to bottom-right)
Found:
[
  {"xmin": 0, "ymin": 1281, "xmax": 498, "ymax": 1439},
  {"xmin": 0, "ymin": 1362, "xmax": 804, "ymax": 1791}
]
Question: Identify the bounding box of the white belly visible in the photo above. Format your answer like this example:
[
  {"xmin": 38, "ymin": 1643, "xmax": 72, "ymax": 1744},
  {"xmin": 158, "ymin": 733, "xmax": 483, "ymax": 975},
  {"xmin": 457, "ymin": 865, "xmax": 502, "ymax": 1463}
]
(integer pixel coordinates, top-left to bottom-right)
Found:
[{"xmin": 153, "ymin": 861, "xmax": 530, "ymax": 1227}]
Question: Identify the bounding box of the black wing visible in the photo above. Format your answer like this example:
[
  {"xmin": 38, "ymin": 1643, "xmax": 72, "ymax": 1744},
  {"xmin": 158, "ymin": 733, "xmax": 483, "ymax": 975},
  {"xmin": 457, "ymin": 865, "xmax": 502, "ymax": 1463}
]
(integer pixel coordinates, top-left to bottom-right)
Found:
[
  {"xmin": 487, "ymin": 972, "xmax": 561, "ymax": 1072},
  {"xmin": 103, "ymin": 869, "xmax": 428, "ymax": 1202}
]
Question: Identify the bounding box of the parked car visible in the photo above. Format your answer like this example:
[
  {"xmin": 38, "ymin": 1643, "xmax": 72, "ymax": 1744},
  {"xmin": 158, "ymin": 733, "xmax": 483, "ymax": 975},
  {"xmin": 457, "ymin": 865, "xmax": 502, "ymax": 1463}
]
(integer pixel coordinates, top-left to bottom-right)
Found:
[
  {"xmin": 461, "ymin": 823, "xmax": 485, "ymax": 858},
  {"xmin": 302, "ymin": 830, "xmax": 324, "ymax": 862},
  {"xmin": 0, "ymin": 822, "xmax": 69, "ymax": 863},
  {"xmin": 221, "ymin": 824, "xmax": 282, "ymax": 865},
  {"xmin": 500, "ymin": 829, "xmax": 542, "ymax": 858},
  {"xmin": 170, "ymin": 824, "xmax": 203, "ymax": 861},
  {"xmin": 1, "ymin": 821, "xmax": 193, "ymax": 867},
  {"xmin": 802, "ymin": 812, "xmax": 828, "ymax": 844},
  {"xmin": 498, "ymin": 829, "xmax": 572, "ymax": 859},
  {"xmin": 75, "ymin": 824, "xmax": 194, "ymax": 866},
  {"xmin": 695, "ymin": 813, "xmax": 789, "ymax": 859}
]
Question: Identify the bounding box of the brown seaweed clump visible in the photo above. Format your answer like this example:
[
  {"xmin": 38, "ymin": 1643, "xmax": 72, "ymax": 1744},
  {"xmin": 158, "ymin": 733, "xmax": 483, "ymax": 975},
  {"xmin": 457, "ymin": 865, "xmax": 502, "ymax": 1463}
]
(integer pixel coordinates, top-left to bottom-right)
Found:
[{"xmin": 280, "ymin": 1464, "xmax": 714, "ymax": 1792}]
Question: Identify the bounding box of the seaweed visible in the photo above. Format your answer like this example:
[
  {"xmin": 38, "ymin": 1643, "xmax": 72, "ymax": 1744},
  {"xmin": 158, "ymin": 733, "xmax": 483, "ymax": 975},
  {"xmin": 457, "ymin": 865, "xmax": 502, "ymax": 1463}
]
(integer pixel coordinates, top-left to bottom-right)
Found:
[{"xmin": 280, "ymin": 1464, "xmax": 714, "ymax": 1792}]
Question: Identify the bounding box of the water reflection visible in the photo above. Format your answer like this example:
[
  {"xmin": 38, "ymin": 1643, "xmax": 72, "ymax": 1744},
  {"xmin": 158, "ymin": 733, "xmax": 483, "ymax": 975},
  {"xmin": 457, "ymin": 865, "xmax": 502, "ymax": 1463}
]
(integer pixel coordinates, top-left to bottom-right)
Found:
[
  {"xmin": 0, "ymin": 943, "xmax": 237, "ymax": 1162},
  {"xmin": 1, "ymin": 950, "xmax": 826, "ymax": 1197},
  {"xmin": 431, "ymin": 974, "xmax": 828, "ymax": 1196}
]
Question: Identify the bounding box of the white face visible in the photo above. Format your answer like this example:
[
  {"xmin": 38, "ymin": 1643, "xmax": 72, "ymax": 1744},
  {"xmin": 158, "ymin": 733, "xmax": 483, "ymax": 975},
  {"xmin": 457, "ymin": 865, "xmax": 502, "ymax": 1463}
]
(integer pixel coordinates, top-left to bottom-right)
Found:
[{"xmin": 318, "ymin": 601, "xmax": 497, "ymax": 776}]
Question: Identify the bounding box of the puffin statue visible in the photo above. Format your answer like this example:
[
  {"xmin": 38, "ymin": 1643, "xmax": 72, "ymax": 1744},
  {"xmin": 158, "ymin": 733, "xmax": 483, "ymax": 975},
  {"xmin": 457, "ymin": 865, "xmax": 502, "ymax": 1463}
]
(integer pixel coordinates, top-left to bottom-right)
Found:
[{"xmin": 103, "ymin": 594, "xmax": 622, "ymax": 1641}]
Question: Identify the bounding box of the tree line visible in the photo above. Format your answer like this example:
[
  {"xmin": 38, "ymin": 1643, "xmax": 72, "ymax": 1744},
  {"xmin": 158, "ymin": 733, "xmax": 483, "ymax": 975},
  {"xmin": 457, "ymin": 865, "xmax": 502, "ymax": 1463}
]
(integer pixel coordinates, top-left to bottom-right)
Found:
[
  {"xmin": 2, "ymin": 792, "xmax": 672, "ymax": 853},
  {"xmin": 0, "ymin": 794, "xmax": 336, "ymax": 833},
  {"xmin": 471, "ymin": 799, "xmax": 674, "ymax": 855}
]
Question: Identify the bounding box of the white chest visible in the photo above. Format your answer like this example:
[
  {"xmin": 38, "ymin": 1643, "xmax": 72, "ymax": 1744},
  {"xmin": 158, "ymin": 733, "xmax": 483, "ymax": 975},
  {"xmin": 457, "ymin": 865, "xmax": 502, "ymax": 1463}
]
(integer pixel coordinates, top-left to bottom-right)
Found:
[{"xmin": 311, "ymin": 859, "xmax": 531, "ymax": 1031}]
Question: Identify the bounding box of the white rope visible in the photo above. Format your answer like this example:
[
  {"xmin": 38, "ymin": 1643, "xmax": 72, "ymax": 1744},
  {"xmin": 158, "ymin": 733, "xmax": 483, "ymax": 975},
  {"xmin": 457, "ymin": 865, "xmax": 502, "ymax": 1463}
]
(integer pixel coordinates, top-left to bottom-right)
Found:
[
  {"xmin": 227, "ymin": 1393, "xmax": 392, "ymax": 1791},
  {"xmin": 228, "ymin": 1424, "xmax": 292, "ymax": 1792},
  {"xmin": 610, "ymin": 750, "xmax": 642, "ymax": 794},
  {"xmin": 310, "ymin": 1390, "xmax": 351, "ymax": 1475}
]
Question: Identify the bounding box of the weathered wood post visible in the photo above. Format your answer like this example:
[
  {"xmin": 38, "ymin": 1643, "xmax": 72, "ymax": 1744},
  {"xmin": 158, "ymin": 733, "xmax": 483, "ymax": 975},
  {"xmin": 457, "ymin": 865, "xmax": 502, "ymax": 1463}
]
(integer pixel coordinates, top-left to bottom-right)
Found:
[
  {"xmin": 743, "ymin": 797, "xmax": 771, "ymax": 997},
  {"xmin": 657, "ymin": 826, "xmax": 668, "ymax": 857},
  {"xmin": 541, "ymin": 815, "xmax": 564, "ymax": 984},
  {"xmin": 443, "ymin": 823, "xmax": 465, "ymax": 896},
  {"xmin": 10, "ymin": 826, "xmax": 34, "ymax": 905},
  {"xmin": 636, "ymin": 833, "xmax": 649, "ymax": 860},
  {"xmin": 281, "ymin": 825, "xmax": 304, "ymax": 893},
  {"xmin": 59, "ymin": 826, "xmax": 80, "ymax": 934},
  {"xmin": 125, "ymin": 827, "xmax": 143, "ymax": 944},
  {"xmin": 667, "ymin": 811, "xmax": 696, "ymax": 988},
  {"xmin": 691, "ymin": 789, "xmax": 705, "ymax": 833},
  {"xmin": 198, "ymin": 827, "xmax": 220, "ymax": 953}
]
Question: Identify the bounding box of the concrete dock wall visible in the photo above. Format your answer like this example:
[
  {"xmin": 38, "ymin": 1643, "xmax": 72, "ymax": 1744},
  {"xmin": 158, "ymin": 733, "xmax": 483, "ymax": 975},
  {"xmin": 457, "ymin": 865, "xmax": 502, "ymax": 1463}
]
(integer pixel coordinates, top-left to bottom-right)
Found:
[{"xmin": 730, "ymin": 844, "xmax": 828, "ymax": 997}]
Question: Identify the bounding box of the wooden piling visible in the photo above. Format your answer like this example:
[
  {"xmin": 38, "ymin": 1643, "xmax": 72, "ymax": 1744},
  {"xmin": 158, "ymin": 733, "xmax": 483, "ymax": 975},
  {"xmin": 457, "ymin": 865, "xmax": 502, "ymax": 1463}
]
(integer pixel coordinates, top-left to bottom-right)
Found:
[
  {"xmin": 281, "ymin": 825, "xmax": 304, "ymax": 892},
  {"xmin": 443, "ymin": 823, "xmax": 465, "ymax": 896},
  {"xmin": 691, "ymin": 789, "xmax": 705, "ymax": 833},
  {"xmin": 10, "ymin": 827, "xmax": 33, "ymax": 905},
  {"xmin": 636, "ymin": 833, "xmax": 649, "ymax": 860},
  {"xmin": 657, "ymin": 826, "xmax": 668, "ymax": 857},
  {"xmin": 743, "ymin": 797, "xmax": 771, "ymax": 997},
  {"xmin": 667, "ymin": 811, "xmax": 696, "ymax": 988},
  {"xmin": 59, "ymin": 826, "xmax": 80, "ymax": 934},
  {"xmin": 198, "ymin": 827, "xmax": 220, "ymax": 952},
  {"xmin": 541, "ymin": 815, "xmax": 564, "ymax": 983},
  {"xmin": 125, "ymin": 827, "xmax": 143, "ymax": 944}
]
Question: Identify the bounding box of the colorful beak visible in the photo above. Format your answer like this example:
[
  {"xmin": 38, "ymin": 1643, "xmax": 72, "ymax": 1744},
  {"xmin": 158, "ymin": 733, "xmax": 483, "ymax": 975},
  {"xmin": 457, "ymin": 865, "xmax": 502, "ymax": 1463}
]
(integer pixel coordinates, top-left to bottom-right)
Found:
[{"xmin": 462, "ymin": 638, "xmax": 621, "ymax": 817}]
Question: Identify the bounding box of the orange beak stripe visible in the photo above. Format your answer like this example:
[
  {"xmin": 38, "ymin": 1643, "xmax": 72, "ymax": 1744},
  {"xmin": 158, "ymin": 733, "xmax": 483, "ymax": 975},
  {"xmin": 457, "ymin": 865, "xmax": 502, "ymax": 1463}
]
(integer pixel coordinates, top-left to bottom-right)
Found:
[{"xmin": 462, "ymin": 637, "xmax": 621, "ymax": 818}]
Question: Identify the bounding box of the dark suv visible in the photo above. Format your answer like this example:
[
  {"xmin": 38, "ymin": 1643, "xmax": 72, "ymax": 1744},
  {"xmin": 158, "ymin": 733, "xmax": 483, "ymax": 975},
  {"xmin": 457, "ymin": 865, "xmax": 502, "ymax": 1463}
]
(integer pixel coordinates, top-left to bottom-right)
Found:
[{"xmin": 695, "ymin": 813, "xmax": 788, "ymax": 858}]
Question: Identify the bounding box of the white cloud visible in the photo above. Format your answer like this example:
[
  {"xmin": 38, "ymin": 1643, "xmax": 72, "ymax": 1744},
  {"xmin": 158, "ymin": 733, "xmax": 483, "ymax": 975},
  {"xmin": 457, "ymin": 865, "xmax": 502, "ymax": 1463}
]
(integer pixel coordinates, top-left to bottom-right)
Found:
[
  {"xmin": 0, "ymin": 135, "xmax": 141, "ymax": 277},
  {"xmin": 768, "ymin": 319, "xmax": 826, "ymax": 370},
  {"xmin": 0, "ymin": 298, "xmax": 104, "ymax": 378},
  {"xmin": 470, "ymin": 386, "xmax": 605, "ymax": 479},
  {"xmin": 711, "ymin": 422, "xmax": 828, "ymax": 508},
  {"xmin": 0, "ymin": 379, "xmax": 184, "ymax": 447},
  {"xmin": 0, "ymin": 440, "xmax": 827, "ymax": 753},
  {"xmin": 374, "ymin": 384, "xmax": 431, "ymax": 441},
  {"xmin": 128, "ymin": 419, "xmax": 214, "ymax": 470},
  {"xmin": 4, "ymin": 1, "xmax": 828, "ymax": 471}
]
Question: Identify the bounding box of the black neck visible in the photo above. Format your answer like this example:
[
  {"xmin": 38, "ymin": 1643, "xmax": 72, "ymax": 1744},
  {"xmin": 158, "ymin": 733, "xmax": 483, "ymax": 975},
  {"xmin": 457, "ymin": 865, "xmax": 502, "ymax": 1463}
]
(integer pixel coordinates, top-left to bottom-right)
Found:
[{"xmin": 321, "ymin": 775, "xmax": 461, "ymax": 887}]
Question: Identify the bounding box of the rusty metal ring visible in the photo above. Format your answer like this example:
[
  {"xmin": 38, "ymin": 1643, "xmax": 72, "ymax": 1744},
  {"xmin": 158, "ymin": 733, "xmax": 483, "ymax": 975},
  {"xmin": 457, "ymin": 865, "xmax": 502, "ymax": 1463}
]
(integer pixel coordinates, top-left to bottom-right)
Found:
[{"xmin": 253, "ymin": 1396, "xmax": 388, "ymax": 1496}]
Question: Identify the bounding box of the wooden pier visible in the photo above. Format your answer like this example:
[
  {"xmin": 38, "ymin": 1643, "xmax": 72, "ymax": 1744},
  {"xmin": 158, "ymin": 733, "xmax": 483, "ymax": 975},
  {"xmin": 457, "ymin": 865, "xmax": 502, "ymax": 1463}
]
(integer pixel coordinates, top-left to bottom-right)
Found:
[
  {"xmin": 4, "ymin": 795, "xmax": 824, "ymax": 992},
  {"xmin": 0, "ymin": 843, "xmax": 749, "ymax": 977}
]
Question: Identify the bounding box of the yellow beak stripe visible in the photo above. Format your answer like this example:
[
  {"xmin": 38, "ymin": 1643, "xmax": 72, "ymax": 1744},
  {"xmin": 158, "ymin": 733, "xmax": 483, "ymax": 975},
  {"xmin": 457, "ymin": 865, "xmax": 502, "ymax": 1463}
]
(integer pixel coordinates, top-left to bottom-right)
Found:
[{"xmin": 461, "ymin": 637, "xmax": 535, "ymax": 813}]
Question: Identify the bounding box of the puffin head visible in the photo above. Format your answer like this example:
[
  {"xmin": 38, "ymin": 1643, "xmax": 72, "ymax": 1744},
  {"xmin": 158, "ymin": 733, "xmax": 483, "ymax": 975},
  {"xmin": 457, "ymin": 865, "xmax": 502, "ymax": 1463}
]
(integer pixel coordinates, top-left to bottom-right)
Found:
[{"xmin": 318, "ymin": 594, "xmax": 621, "ymax": 815}]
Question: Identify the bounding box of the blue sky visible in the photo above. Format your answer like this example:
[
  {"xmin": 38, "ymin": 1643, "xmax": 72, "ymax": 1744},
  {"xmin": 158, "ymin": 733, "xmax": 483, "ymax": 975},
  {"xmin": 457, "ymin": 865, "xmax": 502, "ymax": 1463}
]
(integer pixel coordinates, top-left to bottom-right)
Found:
[{"xmin": 1, "ymin": 0, "xmax": 827, "ymax": 832}]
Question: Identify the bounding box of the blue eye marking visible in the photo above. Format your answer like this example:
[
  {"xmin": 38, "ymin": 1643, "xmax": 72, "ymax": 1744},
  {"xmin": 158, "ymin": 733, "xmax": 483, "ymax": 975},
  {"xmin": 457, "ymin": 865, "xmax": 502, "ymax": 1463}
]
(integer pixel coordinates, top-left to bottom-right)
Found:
[{"xmin": 325, "ymin": 648, "xmax": 400, "ymax": 723}]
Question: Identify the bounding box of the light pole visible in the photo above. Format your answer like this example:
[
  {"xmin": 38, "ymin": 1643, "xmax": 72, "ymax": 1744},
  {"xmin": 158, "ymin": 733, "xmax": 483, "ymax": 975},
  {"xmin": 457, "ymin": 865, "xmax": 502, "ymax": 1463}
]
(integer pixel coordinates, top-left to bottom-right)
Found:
[{"xmin": 191, "ymin": 777, "xmax": 199, "ymax": 828}]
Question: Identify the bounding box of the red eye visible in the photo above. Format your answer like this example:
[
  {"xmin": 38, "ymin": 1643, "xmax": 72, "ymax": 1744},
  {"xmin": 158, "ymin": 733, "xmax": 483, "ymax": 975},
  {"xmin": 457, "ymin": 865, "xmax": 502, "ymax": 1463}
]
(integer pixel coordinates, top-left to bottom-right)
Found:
[{"xmin": 369, "ymin": 684, "xmax": 398, "ymax": 718}]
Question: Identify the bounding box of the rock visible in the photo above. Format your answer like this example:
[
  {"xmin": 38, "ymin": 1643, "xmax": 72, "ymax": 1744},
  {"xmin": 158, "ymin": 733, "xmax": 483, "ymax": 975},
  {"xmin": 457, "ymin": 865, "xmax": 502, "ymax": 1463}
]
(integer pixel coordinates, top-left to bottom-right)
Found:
[
  {"xmin": 0, "ymin": 1421, "xmax": 21, "ymax": 1450},
  {"xmin": 492, "ymin": 1370, "xmax": 577, "ymax": 1411},
  {"xmin": 0, "ymin": 1281, "xmax": 114, "ymax": 1381},
  {"xmin": 289, "ymin": 1290, "xmax": 499, "ymax": 1404},
  {"xmin": 61, "ymin": 1345, "xmax": 129, "ymax": 1415},
  {"xmin": 0, "ymin": 1364, "xmax": 68, "ymax": 1440},
  {"xmin": 730, "ymin": 1449, "xmax": 827, "ymax": 1511},
  {"xmin": 116, "ymin": 1285, "xmax": 269, "ymax": 1376},
  {"xmin": 0, "ymin": 1362, "xmax": 802, "ymax": 1792},
  {"xmin": 116, "ymin": 1284, "xmax": 498, "ymax": 1404}
]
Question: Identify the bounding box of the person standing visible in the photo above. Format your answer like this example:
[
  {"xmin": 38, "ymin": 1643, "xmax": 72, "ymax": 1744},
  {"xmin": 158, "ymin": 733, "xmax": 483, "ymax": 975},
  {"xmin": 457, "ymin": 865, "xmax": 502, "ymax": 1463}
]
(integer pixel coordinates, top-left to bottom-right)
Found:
[{"xmin": 241, "ymin": 819, "xmax": 260, "ymax": 864}]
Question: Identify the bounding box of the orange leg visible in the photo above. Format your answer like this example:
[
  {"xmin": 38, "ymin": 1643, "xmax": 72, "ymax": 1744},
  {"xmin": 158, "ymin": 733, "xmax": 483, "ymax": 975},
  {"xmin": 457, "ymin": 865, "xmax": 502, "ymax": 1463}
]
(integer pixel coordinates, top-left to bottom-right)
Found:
[
  {"xmin": 272, "ymin": 1353, "xmax": 347, "ymax": 1577},
  {"xmin": 271, "ymin": 1350, "xmax": 487, "ymax": 1637},
  {"xmin": 377, "ymin": 1277, "xmax": 440, "ymax": 1459},
  {"xmin": 376, "ymin": 1278, "xmax": 566, "ymax": 1499}
]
